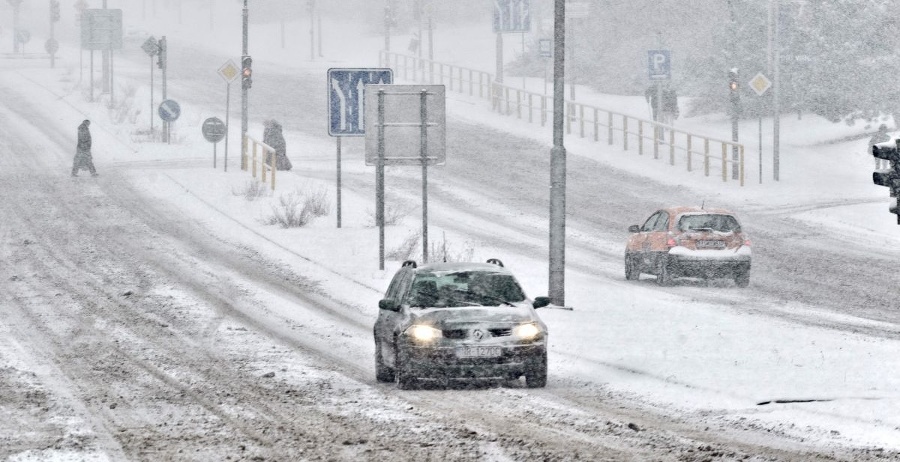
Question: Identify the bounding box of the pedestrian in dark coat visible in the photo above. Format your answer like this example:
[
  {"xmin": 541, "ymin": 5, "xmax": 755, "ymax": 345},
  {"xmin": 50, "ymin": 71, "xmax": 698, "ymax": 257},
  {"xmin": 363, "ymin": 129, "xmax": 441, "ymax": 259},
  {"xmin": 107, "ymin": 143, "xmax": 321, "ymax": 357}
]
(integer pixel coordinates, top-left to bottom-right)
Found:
[
  {"xmin": 264, "ymin": 120, "xmax": 292, "ymax": 171},
  {"xmin": 72, "ymin": 120, "xmax": 98, "ymax": 177}
]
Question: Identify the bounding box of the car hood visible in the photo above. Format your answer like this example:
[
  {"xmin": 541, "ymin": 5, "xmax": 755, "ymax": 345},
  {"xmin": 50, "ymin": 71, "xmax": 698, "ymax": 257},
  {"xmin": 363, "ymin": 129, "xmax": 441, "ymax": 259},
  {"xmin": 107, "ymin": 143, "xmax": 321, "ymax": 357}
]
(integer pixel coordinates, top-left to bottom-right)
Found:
[{"xmin": 411, "ymin": 303, "xmax": 538, "ymax": 328}]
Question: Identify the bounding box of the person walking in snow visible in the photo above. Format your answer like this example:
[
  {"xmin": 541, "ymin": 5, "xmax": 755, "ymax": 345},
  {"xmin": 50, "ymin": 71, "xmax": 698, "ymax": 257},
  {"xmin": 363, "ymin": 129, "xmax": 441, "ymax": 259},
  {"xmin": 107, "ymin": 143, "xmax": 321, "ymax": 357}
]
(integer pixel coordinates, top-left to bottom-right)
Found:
[
  {"xmin": 869, "ymin": 124, "xmax": 891, "ymax": 169},
  {"xmin": 263, "ymin": 119, "xmax": 292, "ymax": 171},
  {"xmin": 71, "ymin": 120, "xmax": 98, "ymax": 177}
]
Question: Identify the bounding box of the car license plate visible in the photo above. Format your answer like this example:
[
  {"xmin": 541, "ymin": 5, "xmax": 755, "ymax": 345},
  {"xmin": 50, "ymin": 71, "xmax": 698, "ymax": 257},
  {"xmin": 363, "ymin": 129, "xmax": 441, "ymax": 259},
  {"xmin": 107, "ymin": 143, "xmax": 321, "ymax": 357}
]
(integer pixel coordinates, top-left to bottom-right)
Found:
[
  {"xmin": 696, "ymin": 240, "xmax": 725, "ymax": 249},
  {"xmin": 456, "ymin": 346, "xmax": 502, "ymax": 358}
]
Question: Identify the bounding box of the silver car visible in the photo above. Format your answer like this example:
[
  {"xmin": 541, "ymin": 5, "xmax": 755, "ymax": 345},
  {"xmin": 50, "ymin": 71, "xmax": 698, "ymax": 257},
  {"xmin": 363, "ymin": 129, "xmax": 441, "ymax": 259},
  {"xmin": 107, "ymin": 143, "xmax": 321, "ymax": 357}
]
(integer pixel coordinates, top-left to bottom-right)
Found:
[{"xmin": 373, "ymin": 259, "xmax": 550, "ymax": 389}]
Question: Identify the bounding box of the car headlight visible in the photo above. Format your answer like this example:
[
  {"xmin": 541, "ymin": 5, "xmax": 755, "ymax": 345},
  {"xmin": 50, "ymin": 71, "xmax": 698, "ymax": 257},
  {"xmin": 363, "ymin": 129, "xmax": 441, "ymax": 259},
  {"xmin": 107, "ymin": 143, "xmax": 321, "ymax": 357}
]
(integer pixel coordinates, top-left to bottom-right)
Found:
[
  {"xmin": 514, "ymin": 323, "xmax": 540, "ymax": 340},
  {"xmin": 407, "ymin": 325, "xmax": 442, "ymax": 342}
]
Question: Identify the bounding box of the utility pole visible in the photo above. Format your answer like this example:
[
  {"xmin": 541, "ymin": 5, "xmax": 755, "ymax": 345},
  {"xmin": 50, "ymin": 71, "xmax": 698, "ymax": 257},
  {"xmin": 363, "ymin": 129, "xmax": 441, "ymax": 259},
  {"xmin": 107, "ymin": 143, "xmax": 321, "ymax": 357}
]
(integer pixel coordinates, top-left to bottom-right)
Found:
[
  {"xmin": 549, "ymin": 0, "xmax": 566, "ymax": 306},
  {"xmin": 241, "ymin": 0, "xmax": 249, "ymax": 170},
  {"xmin": 308, "ymin": 0, "xmax": 315, "ymax": 60},
  {"xmin": 102, "ymin": 0, "xmax": 110, "ymax": 94},
  {"xmin": 10, "ymin": 0, "xmax": 22, "ymax": 53},
  {"xmin": 384, "ymin": 2, "xmax": 391, "ymax": 52},
  {"xmin": 773, "ymin": 0, "xmax": 781, "ymax": 181}
]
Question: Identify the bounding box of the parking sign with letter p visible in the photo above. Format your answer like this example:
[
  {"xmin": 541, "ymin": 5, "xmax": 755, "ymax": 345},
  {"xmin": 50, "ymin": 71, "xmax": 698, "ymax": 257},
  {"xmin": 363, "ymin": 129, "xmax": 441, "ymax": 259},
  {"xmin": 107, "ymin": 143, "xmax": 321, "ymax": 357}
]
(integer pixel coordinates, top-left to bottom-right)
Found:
[{"xmin": 647, "ymin": 50, "xmax": 671, "ymax": 81}]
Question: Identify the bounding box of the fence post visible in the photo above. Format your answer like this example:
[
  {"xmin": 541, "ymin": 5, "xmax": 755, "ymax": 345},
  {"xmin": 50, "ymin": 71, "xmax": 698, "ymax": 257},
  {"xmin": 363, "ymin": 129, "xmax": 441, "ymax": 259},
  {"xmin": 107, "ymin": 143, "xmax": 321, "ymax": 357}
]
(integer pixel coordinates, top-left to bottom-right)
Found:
[
  {"xmin": 469, "ymin": 69, "xmax": 474, "ymax": 95},
  {"xmin": 669, "ymin": 129, "xmax": 675, "ymax": 166},
  {"xmin": 704, "ymin": 139, "xmax": 710, "ymax": 176},
  {"xmin": 607, "ymin": 112, "xmax": 613, "ymax": 144},
  {"xmin": 721, "ymin": 143, "xmax": 728, "ymax": 182},
  {"xmin": 566, "ymin": 102, "xmax": 573, "ymax": 134},
  {"xmin": 528, "ymin": 93, "xmax": 534, "ymax": 123},
  {"xmin": 593, "ymin": 108, "xmax": 599, "ymax": 142},
  {"xmin": 624, "ymin": 116, "xmax": 629, "ymax": 152},
  {"xmin": 541, "ymin": 96, "xmax": 547, "ymax": 127},
  {"xmin": 638, "ymin": 120, "xmax": 642, "ymax": 155},
  {"xmin": 687, "ymin": 135, "xmax": 693, "ymax": 172},
  {"xmin": 517, "ymin": 90, "xmax": 522, "ymax": 119},
  {"xmin": 261, "ymin": 146, "xmax": 267, "ymax": 184},
  {"xmin": 653, "ymin": 128, "xmax": 659, "ymax": 159},
  {"xmin": 579, "ymin": 105, "xmax": 585, "ymax": 138},
  {"xmin": 252, "ymin": 141, "xmax": 258, "ymax": 178},
  {"xmin": 505, "ymin": 87, "xmax": 511, "ymax": 115}
]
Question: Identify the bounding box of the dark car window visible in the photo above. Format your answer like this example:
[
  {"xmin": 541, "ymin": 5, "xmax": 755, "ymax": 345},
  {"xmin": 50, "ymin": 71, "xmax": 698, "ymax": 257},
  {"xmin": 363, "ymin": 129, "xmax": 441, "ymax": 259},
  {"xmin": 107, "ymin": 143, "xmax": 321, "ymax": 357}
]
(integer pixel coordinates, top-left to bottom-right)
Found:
[
  {"xmin": 678, "ymin": 214, "xmax": 741, "ymax": 233},
  {"xmin": 386, "ymin": 269, "xmax": 413, "ymax": 300},
  {"xmin": 654, "ymin": 212, "xmax": 669, "ymax": 231},
  {"xmin": 404, "ymin": 270, "xmax": 526, "ymax": 308},
  {"xmin": 641, "ymin": 212, "xmax": 663, "ymax": 232}
]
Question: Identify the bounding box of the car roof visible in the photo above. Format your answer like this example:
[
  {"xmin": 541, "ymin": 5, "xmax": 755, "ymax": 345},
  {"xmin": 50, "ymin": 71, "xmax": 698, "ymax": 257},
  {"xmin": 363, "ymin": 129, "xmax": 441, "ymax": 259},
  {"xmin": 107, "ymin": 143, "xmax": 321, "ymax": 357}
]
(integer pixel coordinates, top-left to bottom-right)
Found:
[
  {"xmin": 412, "ymin": 262, "xmax": 512, "ymax": 274},
  {"xmin": 663, "ymin": 206, "xmax": 735, "ymax": 216}
]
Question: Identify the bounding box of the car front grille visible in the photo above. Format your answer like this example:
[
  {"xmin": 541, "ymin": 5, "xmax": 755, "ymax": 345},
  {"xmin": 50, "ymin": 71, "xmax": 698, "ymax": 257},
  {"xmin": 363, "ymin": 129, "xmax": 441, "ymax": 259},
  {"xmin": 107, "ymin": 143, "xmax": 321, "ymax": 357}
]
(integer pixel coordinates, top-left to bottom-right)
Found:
[
  {"xmin": 442, "ymin": 328, "xmax": 513, "ymax": 339},
  {"xmin": 443, "ymin": 329, "xmax": 467, "ymax": 339}
]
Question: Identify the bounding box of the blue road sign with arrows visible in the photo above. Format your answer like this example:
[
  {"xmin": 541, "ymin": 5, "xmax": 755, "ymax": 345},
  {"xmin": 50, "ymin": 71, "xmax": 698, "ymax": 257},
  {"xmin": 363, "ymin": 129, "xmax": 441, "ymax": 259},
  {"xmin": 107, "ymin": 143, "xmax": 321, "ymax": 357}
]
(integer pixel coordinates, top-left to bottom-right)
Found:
[
  {"xmin": 327, "ymin": 68, "xmax": 392, "ymax": 137},
  {"xmin": 158, "ymin": 99, "xmax": 181, "ymax": 122}
]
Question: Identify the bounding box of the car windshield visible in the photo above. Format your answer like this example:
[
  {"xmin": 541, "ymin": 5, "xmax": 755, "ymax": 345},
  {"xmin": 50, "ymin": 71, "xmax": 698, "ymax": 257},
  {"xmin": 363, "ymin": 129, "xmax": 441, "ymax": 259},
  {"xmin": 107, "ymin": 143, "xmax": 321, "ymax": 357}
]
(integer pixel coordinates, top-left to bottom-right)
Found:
[
  {"xmin": 678, "ymin": 214, "xmax": 740, "ymax": 233},
  {"xmin": 406, "ymin": 270, "xmax": 526, "ymax": 308}
]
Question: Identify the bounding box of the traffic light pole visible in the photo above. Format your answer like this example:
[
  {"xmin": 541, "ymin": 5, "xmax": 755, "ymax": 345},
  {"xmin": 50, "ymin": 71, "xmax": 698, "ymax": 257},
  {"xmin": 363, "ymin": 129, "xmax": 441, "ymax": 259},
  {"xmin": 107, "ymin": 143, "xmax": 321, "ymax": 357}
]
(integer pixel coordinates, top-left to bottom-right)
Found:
[{"xmin": 241, "ymin": 0, "xmax": 249, "ymax": 170}]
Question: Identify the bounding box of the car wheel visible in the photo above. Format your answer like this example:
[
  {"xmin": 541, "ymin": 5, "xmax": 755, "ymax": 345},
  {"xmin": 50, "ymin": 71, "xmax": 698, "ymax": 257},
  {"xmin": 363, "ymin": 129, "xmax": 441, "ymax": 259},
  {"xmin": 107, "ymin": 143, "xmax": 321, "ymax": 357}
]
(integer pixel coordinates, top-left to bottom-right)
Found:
[
  {"xmin": 656, "ymin": 256, "xmax": 673, "ymax": 286},
  {"xmin": 625, "ymin": 254, "xmax": 639, "ymax": 281},
  {"xmin": 734, "ymin": 271, "xmax": 750, "ymax": 288},
  {"xmin": 375, "ymin": 342, "xmax": 395, "ymax": 383},
  {"xmin": 395, "ymin": 347, "xmax": 418, "ymax": 390},
  {"xmin": 524, "ymin": 351, "xmax": 547, "ymax": 388}
]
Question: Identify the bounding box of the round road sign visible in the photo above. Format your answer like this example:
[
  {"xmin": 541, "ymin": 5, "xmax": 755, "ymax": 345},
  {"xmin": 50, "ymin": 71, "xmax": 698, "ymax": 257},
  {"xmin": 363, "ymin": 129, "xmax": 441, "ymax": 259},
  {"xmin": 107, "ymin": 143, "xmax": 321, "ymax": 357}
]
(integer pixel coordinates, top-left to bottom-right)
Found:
[
  {"xmin": 158, "ymin": 99, "xmax": 181, "ymax": 122},
  {"xmin": 15, "ymin": 29, "xmax": 31, "ymax": 45},
  {"xmin": 45, "ymin": 38, "xmax": 59, "ymax": 55},
  {"xmin": 201, "ymin": 117, "xmax": 226, "ymax": 143}
]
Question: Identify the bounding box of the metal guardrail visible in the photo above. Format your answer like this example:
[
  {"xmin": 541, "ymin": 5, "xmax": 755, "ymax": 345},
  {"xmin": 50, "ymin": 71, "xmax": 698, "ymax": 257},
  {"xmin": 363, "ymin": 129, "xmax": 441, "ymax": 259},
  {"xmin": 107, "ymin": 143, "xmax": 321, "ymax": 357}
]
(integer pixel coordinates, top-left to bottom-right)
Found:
[
  {"xmin": 380, "ymin": 50, "xmax": 746, "ymax": 186},
  {"xmin": 242, "ymin": 135, "xmax": 277, "ymax": 190}
]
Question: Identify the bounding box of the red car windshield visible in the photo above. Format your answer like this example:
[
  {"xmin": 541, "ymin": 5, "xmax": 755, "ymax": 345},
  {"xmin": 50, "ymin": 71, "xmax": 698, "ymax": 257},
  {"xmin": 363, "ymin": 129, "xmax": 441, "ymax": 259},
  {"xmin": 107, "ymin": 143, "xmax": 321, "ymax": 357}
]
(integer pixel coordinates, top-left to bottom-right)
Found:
[{"xmin": 678, "ymin": 214, "xmax": 740, "ymax": 233}]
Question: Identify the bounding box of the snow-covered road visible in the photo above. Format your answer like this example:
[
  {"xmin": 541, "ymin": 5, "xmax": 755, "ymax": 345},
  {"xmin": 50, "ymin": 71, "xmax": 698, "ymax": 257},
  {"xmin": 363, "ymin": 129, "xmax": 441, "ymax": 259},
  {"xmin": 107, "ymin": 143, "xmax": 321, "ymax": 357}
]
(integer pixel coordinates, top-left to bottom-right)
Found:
[{"xmin": 1, "ymin": 6, "xmax": 899, "ymax": 460}]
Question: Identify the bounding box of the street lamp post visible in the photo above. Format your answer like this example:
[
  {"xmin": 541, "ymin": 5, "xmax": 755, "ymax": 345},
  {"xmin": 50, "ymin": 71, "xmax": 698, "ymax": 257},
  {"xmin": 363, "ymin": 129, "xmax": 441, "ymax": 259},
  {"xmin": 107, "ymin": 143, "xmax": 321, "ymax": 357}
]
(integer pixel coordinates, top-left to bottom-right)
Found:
[{"xmin": 549, "ymin": 0, "xmax": 566, "ymax": 306}]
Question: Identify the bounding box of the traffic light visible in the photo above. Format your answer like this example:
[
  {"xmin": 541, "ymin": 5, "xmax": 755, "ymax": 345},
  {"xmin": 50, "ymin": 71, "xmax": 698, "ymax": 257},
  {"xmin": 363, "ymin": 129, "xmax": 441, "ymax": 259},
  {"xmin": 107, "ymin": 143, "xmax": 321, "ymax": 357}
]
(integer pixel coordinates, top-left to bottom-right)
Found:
[
  {"xmin": 728, "ymin": 68, "xmax": 741, "ymax": 115},
  {"xmin": 156, "ymin": 37, "xmax": 167, "ymax": 70},
  {"xmin": 871, "ymin": 140, "xmax": 900, "ymax": 223},
  {"xmin": 241, "ymin": 56, "xmax": 252, "ymax": 90},
  {"xmin": 50, "ymin": 0, "xmax": 60, "ymax": 22}
]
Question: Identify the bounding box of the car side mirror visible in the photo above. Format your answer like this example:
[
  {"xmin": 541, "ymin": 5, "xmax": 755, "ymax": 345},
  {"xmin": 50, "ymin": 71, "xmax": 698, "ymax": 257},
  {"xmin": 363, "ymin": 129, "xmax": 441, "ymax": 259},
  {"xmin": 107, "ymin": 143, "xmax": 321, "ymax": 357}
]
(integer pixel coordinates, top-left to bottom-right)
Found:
[
  {"xmin": 532, "ymin": 296, "xmax": 550, "ymax": 309},
  {"xmin": 628, "ymin": 225, "xmax": 640, "ymax": 233},
  {"xmin": 378, "ymin": 298, "xmax": 400, "ymax": 312}
]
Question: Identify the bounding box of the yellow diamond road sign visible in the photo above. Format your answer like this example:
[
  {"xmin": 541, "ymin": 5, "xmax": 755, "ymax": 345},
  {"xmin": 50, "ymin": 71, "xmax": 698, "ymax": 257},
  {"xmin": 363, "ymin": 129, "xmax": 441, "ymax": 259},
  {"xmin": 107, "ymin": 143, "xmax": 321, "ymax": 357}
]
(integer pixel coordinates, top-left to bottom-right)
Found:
[
  {"xmin": 749, "ymin": 72, "xmax": 771, "ymax": 96},
  {"xmin": 218, "ymin": 59, "xmax": 239, "ymax": 83}
]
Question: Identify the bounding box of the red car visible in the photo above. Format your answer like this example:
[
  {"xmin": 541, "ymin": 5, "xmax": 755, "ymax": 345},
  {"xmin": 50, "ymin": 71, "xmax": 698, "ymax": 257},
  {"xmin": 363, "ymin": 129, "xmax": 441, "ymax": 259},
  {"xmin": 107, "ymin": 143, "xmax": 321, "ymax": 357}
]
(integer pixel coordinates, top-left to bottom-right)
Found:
[{"xmin": 625, "ymin": 206, "xmax": 751, "ymax": 287}]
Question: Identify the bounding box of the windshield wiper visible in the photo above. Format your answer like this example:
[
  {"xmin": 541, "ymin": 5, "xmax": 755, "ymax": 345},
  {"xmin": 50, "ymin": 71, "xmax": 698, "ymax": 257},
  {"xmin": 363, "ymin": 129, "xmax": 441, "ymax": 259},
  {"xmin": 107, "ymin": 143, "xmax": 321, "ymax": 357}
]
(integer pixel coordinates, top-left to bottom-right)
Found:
[{"xmin": 460, "ymin": 290, "xmax": 516, "ymax": 307}]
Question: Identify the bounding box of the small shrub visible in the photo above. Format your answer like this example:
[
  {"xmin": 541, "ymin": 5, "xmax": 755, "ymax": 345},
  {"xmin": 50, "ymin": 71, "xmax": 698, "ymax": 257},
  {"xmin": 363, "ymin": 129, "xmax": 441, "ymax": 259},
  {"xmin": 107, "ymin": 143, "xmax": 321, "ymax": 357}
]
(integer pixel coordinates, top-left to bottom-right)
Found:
[
  {"xmin": 387, "ymin": 230, "xmax": 421, "ymax": 261},
  {"xmin": 428, "ymin": 233, "xmax": 475, "ymax": 263},
  {"xmin": 265, "ymin": 190, "xmax": 312, "ymax": 228},
  {"xmin": 233, "ymin": 180, "xmax": 271, "ymax": 201},
  {"xmin": 304, "ymin": 187, "xmax": 331, "ymax": 217}
]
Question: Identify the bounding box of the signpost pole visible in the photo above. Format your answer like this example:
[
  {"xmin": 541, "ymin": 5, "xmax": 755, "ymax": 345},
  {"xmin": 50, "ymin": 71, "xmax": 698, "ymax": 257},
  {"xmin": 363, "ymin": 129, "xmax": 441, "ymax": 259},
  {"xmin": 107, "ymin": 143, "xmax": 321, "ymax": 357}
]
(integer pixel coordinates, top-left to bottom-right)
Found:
[
  {"xmin": 336, "ymin": 137, "xmax": 342, "ymax": 228},
  {"xmin": 214, "ymin": 142, "xmax": 217, "ymax": 168},
  {"xmin": 377, "ymin": 90, "xmax": 386, "ymax": 271},
  {"xmin": 225, "ymin": 82, "xmax": 231, "ymax": 171},
  {"xmin": 150, "ymin": 55, "xmax": 154, "ymax": 134},
  {"xmin": 420, "ymin": 89, "xmax": 429, "ymax": 263}
]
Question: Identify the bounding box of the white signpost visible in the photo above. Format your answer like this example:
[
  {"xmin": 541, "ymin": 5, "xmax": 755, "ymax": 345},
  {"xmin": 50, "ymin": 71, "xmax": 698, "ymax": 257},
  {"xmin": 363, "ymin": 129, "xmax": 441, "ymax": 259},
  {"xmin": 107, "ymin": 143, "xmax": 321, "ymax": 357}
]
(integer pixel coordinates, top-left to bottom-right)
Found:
[
  {"xmin": 365, "ymin": 84, "xmax": 447, "ymax": 269},
  {"xmin": 749, "ymin": 72, "xmax": 772, "ymax": 184},
  {"xmin": 218, "ymin": 59, "xmax": 240, "ymax": 171}
]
